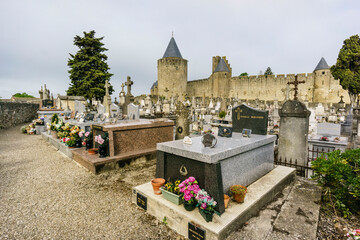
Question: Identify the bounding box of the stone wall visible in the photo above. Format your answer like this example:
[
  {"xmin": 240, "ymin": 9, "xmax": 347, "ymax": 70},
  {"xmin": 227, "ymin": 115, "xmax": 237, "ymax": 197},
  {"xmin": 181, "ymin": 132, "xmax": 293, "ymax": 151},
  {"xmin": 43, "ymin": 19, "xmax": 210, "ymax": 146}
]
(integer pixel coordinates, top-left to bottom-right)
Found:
[{"xmin": 0, "ymin": 102, "xmax": 39, "ymax": 129}]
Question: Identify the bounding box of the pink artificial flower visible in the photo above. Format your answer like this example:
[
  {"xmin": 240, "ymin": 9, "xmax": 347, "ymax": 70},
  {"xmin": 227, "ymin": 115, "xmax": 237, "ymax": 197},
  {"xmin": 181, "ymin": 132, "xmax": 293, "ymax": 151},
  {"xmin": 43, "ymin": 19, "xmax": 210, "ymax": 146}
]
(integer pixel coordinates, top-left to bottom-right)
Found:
[
  {"xmin": 85, "ymin": 132, "xmax": 90, "ymax": 137},
  {"xmin": 82, "ymin": 141, "xmax": 86, "ymax": 146},
  {"xmin": 187, "ymin": 185, "xmax": 193, "ymax": 191},
  {"xmin": 184, "ymin": 194, "xmax": 191, "ymax": 201},
  {"xmin": 201, "ymin": 203, "xmax": 207, "ymax": 209},
  {"xmin": 188, "ymin": 176, "xmax": 195, "ymax": 182},
  {"xmin": 213, "ymin": 201, "xmax": 217, "ymax": 206},
  {"xmin": 98, "ymin": 138, "xmax": 104, "ymax": 145},
  {"xmin": 178, "ymin": 183, "xmax": 184, "ymax": 188},
  {"xmin": 184, "ymin": 190, "xmax": 191, "ymax": 196},
  {"xmin": 79, "ymin": 132, "xmax": 83, "ymax": 137}
]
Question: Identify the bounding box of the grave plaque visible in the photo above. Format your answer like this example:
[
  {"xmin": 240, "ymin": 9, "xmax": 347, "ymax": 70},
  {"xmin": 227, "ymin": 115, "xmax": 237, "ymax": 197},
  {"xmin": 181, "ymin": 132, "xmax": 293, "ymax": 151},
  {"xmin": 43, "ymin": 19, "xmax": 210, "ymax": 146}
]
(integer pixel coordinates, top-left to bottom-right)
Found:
[
  {"xmin": 218, "ymin": 126, "xmax": 232, "ymax": 138},
  {"xmin": 232, "ymin": 104, "xmax": 268, "ymax": 135},
  {"xmin": 84, "ymin": 113, "xmax": 94, "ymax": 121},
  {"xmin": 42, "ymin": 100, "xmax": 53, "ymax": 108},
  {"xmin": 136, "ymin": 192, "xmax": 147, "ymax": 211},
  {"xmin": 317, "ymin": 123, "xmax": 341, "ymax": 136},
  {"xmin": 188, "ymin": 222, "xmax": 205, "ymax": 240}
]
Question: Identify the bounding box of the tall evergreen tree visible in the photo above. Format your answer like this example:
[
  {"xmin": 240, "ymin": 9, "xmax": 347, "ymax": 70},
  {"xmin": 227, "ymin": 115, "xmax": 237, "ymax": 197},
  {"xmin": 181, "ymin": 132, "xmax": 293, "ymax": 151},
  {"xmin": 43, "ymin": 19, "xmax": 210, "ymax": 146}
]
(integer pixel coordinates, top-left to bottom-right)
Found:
[
  {"xmin": 264, "ymin": 67, "xmax": 273, "ymax": 76},
  {"xmin": 67, "ymin": 30, "xmax": 113, "ymax": 103},
  {"xmin": 331, "ymin": 34, "xmax": 360, "ymax": 105}
]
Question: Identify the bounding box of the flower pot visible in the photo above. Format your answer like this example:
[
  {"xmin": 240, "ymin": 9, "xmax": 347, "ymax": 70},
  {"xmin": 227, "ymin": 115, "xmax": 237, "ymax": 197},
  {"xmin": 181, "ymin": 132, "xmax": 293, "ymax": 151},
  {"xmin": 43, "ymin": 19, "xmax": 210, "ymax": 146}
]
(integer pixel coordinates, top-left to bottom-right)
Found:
[
  {"xmin": 161, "ymin": 188, "xmax": 183, "ymax": 205},
  {"xmin": 183, "ymin": 202, "xmax": 197, "ymax": 211},
  {"xmin": 75, "ymin": 139, "xmax": 82, "ymax": 148},
  {"xmin": 199, "ymin": 209, "xmax": 214, "ymax": 222},
  {"xmin": 151, "ymin": 178, "xmax": 165, "ymax": 195},
  {"xmin": 224, "ymin": 194, "xmax": 230, "ymax": 209},
  {"xmin": 98, "ymin": 145, "xmax": 107, "ymax": 158},
  {"xmin": 85, "ymin": 139, "xmax": 93, "ymax": 150},
  {"xmin": 88, "ymin": 148, "xmax": 98, "ymax": 155},
  {"xmin": 233, "ymin": 192, "xmax": 246, "ymax": 203}
]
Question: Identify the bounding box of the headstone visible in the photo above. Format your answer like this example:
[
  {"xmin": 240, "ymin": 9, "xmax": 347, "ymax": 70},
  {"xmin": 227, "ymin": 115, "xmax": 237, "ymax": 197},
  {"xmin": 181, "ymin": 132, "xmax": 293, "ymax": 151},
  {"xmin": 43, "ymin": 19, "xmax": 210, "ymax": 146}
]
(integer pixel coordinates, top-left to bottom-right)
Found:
[
  {"xmin": 232, "ymin": 104, "xmax": 268, "ymax": 135},
  {"xmin": 163, "ymin": 101, "xmax": 170, "ymax": 115},
  {"xmin": 317, "ymin": 123, "xmax": 341, "ymax": 136},
  {"xmin": 127, "ymin": 103, "xmax": 139, "ymax": 120},
  {"xmin": 74, "ymin": 100, "xmax": 86, "ymax": 113},
  {"xmin": 42, "ymin": 99, "xmax": 54, "ymax": 108},
  {"xmin": 175, "ymin": 102, "xmax": 190, "ymax": 140},
  {"xmin": 110, "ymin": 103, "xmax": 120, "ymax": 118},
  {"xmin": 84, "ymin": 113, "xmax": 94, "ymax": 121},
  {"xmin": 315, "ymin": 103, "xmax": 325, "ymax": 116},
  {"xmin": 97, "ymin": 103, "xmax": 105, "ymax": 115},
  {"xmin": 204, "ymin": 115, "xmax": 212, "ymax": 124}
]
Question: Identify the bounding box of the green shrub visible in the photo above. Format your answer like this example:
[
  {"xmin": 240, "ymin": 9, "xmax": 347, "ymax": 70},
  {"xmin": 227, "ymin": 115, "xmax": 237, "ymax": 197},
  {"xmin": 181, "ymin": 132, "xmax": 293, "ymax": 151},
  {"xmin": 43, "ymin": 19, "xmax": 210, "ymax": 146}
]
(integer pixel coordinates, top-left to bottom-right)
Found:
[
  {"xmin": 13, "ymin": 92, "xmax": 35, "ymax": 98},
  {"xmin": 219, "ymin": 111, "xmax": 226, "ymax": 118},
  {"xmin": 311, "ymin": 149, "xmax": 360, "ymax": 217}
]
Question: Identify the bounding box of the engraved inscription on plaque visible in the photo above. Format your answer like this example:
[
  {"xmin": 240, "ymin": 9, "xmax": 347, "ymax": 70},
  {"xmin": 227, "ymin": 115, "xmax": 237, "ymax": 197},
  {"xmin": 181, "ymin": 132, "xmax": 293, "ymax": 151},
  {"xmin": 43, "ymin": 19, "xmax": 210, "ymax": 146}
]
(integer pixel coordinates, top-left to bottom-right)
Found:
[
  {"xmin": 136, "ymin": 192, "xmax": 147, "ymax": 211},
  {"xmin": 188, "ymin": 222, "xmax": 206, "ymax": 240}
]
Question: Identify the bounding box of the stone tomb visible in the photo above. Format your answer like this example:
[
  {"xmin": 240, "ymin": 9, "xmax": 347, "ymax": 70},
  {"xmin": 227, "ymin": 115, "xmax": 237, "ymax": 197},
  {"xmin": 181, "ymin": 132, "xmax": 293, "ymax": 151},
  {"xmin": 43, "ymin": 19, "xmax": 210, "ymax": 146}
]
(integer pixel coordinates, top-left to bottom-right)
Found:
[
  {"xmin": 156, "ymin": 133, "xmax": 276, "ymax": 213},
  {"xmin": 72, "ymin": 119, "xmax": 174, "ymax": 173},
  {"xmin": 232, "ymin": 104, "xmax": 268, "ymax": 135}
]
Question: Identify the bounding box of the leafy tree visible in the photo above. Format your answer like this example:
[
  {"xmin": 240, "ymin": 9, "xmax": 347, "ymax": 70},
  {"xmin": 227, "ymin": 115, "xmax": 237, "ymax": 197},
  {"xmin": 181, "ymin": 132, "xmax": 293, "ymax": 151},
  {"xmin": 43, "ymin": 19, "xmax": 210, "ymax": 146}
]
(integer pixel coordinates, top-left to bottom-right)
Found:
[
  {"xmin": 13, "ymin": 92, "xmax": 35, "ymax": 98},
  {"xmin": 239, "ymin": 72, "xmax": 248, "ymax": 77},
  {"xmin": 67, "ymin": 30, "xmax": 113, "ymax": 104},
  {"xmin": 330, "ymin": 35, "xmax": 360, "ymax": 105},
  {"xmin": 264, "ymin": 67, "xmax": 273, "ymax": 76}
]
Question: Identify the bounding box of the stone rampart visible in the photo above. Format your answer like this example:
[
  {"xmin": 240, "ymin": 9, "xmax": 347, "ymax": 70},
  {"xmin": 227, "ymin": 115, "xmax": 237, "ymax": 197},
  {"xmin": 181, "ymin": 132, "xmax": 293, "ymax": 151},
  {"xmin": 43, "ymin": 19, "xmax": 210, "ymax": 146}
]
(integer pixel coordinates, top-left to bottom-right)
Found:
[{"xmin": 0, "ymin": 102, "xmax": 39, "ymax": 129}]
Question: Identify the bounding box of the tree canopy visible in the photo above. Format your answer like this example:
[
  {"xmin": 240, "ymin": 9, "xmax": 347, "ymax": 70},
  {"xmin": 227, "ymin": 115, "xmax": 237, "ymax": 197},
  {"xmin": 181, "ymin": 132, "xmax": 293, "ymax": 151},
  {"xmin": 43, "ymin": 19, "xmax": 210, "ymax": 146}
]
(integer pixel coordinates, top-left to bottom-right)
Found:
[
  {"xmin": 330, "ymin": 34, "xmax": 360, "ymax": 104},
  {"xmin": 67, "ymin": 30, "xmax": 114, "ymax": 103},
  {"xmin": 264, "ymin": 67, "xmax": 273, "ymax": 76},
  {"xmin": 239, "ymin": 72, "xmax": 248, "ymax": 77},
  {"xmin": 13, "ymin": 92, "xmax": 35, "ymax": 98}
]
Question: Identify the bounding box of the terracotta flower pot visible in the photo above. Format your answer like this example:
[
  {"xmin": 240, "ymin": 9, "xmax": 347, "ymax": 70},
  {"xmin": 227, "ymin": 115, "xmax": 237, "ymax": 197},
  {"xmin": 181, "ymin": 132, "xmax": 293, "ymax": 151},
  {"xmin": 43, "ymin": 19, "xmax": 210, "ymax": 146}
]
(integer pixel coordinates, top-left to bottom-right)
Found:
[
  {"xmin": 224, "ymin": 194, "xmax": 230, "ymax": 209},
  {"xmin": 233, "ymin": 192, "xmax": 246, "ymax": 203},
  {"xmin": 88, "ymin": 148, "xmax": 98, "ymax": 155},
  {"xmin": 151, "ymin": 178, "xmax": 165, "ymax": 195}
]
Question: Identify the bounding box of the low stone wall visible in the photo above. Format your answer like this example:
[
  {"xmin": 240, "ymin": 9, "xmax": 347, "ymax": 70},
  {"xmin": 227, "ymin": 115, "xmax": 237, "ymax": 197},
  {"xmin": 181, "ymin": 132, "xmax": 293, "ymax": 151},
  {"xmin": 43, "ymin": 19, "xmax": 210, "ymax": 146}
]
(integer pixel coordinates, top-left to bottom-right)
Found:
[{"xmin": 0, "ymin": 102, "xmax": 39, "ymax": 129}]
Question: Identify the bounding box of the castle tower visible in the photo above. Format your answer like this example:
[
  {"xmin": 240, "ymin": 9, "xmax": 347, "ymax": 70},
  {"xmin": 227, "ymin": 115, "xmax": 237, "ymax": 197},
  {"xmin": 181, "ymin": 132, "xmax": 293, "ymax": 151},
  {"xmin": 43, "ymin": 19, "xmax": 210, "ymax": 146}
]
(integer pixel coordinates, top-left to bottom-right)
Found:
[
  {"xmin": 211, "ymin": 57, "xmax": 232, "ymax": 98},
  {"xmin": 157, "ymin": 37, "xmax": 188, "ymax": 99},
  {"xmin": 313, "ymin": 57, "xmax": 331, "ymax": 103}
]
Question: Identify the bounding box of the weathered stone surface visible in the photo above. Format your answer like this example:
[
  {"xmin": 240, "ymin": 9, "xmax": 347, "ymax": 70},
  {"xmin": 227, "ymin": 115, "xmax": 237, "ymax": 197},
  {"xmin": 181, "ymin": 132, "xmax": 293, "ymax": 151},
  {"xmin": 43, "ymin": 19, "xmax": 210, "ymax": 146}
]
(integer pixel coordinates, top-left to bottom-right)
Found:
[{"xmin": 0, "ymin": 102, "xmax": 39, "ymax": 129}]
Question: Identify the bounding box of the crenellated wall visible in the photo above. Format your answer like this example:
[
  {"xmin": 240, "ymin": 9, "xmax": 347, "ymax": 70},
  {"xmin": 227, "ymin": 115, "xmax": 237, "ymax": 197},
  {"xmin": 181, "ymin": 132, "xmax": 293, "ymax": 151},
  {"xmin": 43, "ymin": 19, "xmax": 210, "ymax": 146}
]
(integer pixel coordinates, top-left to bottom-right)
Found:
[{"xmin": 0, "ymin": 102, "xmax": 39, "ymax": 129}]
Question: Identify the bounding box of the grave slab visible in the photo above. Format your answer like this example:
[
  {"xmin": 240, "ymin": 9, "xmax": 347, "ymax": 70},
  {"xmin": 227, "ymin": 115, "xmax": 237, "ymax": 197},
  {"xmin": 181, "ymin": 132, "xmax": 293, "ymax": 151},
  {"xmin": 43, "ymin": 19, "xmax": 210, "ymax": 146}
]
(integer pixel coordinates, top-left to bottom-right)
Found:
[{"xmin": 132, "ymin": 166, "xmax": 295, "ymax": 240}]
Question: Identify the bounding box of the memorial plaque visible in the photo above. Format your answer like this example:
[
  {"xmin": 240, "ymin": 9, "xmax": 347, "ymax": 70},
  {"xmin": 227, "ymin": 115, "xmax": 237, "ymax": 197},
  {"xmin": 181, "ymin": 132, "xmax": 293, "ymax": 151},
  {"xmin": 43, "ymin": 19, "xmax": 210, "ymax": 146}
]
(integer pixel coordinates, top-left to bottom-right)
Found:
[
  {"xmin": 232, "ymin": 104, "xmax": 268, "ymax": 135},
  {"xmin": 317, "ymin": 123, "xmax": 341, "ymax": 136},
  {"xmin": 85, "ymin": 113, "xmax": 95, "ymax": 121},
  {"xmin": 92, "ymin": 125, "xmax": 103, "ymax": 131},
  {"xmin": 42, "ymin": 100, "xmax": 53, "ymax": 108},
  {"xmin": 136, "ymin": 192, "xmax": 147, "ymax": 211},
  {"xmin": 218, "ymin": 126, "xmax": 232, "ymax": 138},
  {"xmin": 188, "ymin": 222, "xmax": 205, "ymax": 240},
  {"xmin": 201, "ymin": 133, "xmax": 217, "ymax": 148}
]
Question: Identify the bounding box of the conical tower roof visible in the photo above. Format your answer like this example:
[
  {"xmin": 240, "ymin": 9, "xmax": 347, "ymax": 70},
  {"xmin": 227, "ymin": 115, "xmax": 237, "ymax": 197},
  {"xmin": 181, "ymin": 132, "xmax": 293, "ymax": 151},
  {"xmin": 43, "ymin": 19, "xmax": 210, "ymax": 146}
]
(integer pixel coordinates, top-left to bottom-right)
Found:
[
  {"xmin": 214, "ymin": 58, "xmax": 230, "ymax": 73},
  {"xmin": 314, "ymin": 57, "xmax": 330, "ymax": 71},
  {"xmin": 163, "ymin": 37, "xmax": 183, "ymax": 58}
]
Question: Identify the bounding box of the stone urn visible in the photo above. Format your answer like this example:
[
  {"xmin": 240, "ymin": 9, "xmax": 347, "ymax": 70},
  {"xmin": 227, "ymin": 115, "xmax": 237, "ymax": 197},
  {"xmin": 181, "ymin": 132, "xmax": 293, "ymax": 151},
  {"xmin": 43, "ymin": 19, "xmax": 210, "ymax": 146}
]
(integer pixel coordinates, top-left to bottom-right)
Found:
[{"xmin": 151, "ymin": 178, "xmax": 165, "ymax": 195}]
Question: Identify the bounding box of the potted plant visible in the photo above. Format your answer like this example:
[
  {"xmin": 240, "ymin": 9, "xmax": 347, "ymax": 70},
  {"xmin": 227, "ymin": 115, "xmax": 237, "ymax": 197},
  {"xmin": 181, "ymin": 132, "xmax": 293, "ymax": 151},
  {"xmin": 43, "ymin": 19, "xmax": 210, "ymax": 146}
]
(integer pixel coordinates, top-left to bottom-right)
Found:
[
  {"xmin": 151, "ymin": 178, "xmax": 166, "ymax": 195},
  {"xmin": 63, "ymin": 137, "xmax": 76, "ymax": 148},
  {"xmin": 196, "ymin": 189, "xmax": 220, "ymax": 222},
  {"xmin": 83, "ymin": 131, "xmax": 93, "ymax": 150},
  {"xmin": 161, "ymin": 180, "xmax": 183, "ymax": 205},
  {"xmin": 179, "ymin": 176, "xmax": 200, "ymax": 211},
  {"xmin": 69, "ymin": 126, "xmax": 82, "ymax": 148},
  {"xmin": 95, "ymin": 134, "xmax": 108, "ymax": 158},
  {"xmin": 230, "ymin": 185, "xmax": 247, "ymax": 203}
]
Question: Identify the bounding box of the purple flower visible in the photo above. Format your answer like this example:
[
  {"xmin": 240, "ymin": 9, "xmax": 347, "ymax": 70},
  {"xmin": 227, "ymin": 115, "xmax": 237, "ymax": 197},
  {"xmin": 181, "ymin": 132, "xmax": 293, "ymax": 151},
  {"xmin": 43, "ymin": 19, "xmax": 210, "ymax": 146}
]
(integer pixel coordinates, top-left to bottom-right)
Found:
[{"xmin": 201, "ymin": 203, "xmax": 207, "ymax": 209}]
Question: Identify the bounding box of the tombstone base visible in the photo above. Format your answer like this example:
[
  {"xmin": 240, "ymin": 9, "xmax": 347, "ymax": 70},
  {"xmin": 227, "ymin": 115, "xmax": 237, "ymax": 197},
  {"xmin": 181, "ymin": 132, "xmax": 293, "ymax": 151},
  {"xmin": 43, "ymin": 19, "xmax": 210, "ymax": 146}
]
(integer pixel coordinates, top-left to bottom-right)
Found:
[{"xmin": 132, "ymin": 166, "xmax": 295, "ymax": 240}]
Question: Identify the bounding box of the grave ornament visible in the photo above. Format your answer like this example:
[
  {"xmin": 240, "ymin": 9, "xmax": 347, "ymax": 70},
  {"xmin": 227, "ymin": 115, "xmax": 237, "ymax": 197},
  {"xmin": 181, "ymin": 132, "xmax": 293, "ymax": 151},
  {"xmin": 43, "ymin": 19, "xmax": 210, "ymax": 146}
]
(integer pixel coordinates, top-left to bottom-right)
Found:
[{"xmin": 201, "ymin": 133, "xmax": 217, "ymax": 148}]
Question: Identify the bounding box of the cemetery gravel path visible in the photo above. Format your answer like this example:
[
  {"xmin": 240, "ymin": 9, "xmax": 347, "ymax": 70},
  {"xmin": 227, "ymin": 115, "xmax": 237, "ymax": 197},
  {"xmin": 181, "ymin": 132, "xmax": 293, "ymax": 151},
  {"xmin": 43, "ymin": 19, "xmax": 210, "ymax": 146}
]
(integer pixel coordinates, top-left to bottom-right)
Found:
[{"xmin": 0, "ymin": 125, "xmax": 181, "ymax": 240}]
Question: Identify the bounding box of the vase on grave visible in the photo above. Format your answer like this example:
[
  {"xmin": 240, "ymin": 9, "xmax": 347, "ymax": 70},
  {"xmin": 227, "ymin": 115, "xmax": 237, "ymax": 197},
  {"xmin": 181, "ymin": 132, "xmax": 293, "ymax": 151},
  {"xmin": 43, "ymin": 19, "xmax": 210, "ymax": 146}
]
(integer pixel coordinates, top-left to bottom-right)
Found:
[
  {"xmin": 98, "ymin": 145, "xmax": 107, "ymax": 158},
  {"xmin": 85, "ymin": 139, "xmax": 93, "ymax": 150},
  {"xmin": 183, "ymin": 202, "xmax": 197, "ymax": 211},
  {"xmin": 75, "ymin": 139, "xmax": 82, "ymax": 148},
  {"xmin": 151, "ymin": 178, "xmax": 165, "ymax": 195},
  {"xmin": 199, "ymin": 209, "xmax": 214, "ymax": 222},
  {"xmin": 161, "ymin": 188, "xmax": 183, "ymax": 205}
]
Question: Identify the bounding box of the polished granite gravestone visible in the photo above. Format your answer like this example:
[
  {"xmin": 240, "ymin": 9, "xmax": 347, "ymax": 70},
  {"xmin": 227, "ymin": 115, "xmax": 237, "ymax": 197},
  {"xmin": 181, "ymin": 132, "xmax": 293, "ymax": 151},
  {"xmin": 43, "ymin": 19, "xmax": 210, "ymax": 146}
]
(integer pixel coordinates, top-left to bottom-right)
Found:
[
  {"xmin": 156, "ymin": 133, "xmax": 276, "ymax": 213},
  {"xmin": 232, "ymin": 104, "xmax": 268, "ymax": 135},
  {"xmin": 73, "ymin": 119, "xmax": 174, "ymax": 173}
]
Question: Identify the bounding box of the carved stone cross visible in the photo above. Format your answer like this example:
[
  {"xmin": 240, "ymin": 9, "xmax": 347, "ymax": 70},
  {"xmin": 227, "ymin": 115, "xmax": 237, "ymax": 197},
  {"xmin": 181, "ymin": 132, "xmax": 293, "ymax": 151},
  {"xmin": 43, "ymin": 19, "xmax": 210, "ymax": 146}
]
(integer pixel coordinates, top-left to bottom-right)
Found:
[
  {"xmin": 235, "ymin": 108, "xmax": 242, "ymax": 120},
  {"xmin": 121, "ymin": 83, "xmax": 125, "ymax": 93},
  {"xmin": 104, "ymin": 80, "xmax": 110, "ymax": 96},
  {"xmin": 287, "ymin": 75, "xmax": 305, "ymax": 100},
  {"xmin": 125, "ymin": 76, "xmax": 133, "ymax": 96}
]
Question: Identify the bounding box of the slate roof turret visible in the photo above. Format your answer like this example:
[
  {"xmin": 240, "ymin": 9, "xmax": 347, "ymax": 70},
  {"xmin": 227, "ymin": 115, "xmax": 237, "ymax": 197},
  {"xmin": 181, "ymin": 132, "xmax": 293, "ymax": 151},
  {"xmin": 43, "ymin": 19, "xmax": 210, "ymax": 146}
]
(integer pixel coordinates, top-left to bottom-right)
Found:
[
  {"xmin": 214, "ymin": 58, "xmax": 230, "ymax": 73},
  {"xmin": 163, "ymin": 37, "xmax": 183, "ymax": 58},
  {"xmin": 314, "ymin": 57, "xmax": 330, "ymax": 71}
]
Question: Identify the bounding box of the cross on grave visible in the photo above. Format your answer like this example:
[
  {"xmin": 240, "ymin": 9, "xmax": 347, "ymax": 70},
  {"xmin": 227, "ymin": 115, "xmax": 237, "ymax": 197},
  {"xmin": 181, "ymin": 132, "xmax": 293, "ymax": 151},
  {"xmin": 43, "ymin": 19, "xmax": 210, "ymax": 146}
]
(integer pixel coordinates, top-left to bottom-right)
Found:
[
  {"xmin": 125, "ymin": 76, "xmax": 133, "ymax": 96},
  {"xmin": 121, "ymin": 83, "xmax": 125, "ymax": 93},
  {"xmin": 235, "ymin": 108, "xmax": 242, "ymax": 120},
  {"xmin": 287, "ymin": 75, "xmax": 305, "ymax": 100},
  {"xmin": 105, "ymin": 80, "xmax": 110, "ymax": 96}
]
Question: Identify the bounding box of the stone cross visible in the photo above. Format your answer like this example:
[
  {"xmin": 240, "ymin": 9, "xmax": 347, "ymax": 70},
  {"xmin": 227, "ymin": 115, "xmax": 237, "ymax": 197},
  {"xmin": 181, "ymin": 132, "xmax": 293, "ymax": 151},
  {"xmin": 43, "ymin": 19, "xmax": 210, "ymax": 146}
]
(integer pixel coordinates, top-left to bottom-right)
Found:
[
  {"xmin": 121, "ymin": 83, "xmax": 125, "ymax": 93},
  {"xmin": 125, "ymin": 76, "xmax": 133, "ymax": 96},
  {"xmin": 287, "ymin": 75, "xmax": 305, "ymax": 100},
  {"xmin": 235, "ymin": 108, "xmax": 242, "ymax": 120},
  {"xmin": 105, "ymin": 80, "xmax": 110, "ymax": 96}
]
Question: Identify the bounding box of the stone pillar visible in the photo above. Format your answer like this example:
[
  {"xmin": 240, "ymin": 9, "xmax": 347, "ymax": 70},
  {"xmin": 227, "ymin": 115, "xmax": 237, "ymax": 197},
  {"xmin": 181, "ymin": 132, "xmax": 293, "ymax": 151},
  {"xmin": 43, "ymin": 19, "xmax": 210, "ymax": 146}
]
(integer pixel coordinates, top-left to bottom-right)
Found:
[
  {"xmin": 175, "ymin": 102, "xmax": 190, "ymax": 140},
  {"xmin": 278, "ymin": 100, "xmax": 310, "ymax": 166}
]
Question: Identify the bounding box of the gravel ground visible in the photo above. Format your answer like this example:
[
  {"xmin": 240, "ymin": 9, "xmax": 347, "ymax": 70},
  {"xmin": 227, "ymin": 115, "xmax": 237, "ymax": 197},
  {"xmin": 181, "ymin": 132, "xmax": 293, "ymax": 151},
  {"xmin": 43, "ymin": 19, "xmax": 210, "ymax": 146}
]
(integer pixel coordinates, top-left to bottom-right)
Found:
[{"xmin": 0, "ymin": 125, "xmax": 181, "ymax": 240}]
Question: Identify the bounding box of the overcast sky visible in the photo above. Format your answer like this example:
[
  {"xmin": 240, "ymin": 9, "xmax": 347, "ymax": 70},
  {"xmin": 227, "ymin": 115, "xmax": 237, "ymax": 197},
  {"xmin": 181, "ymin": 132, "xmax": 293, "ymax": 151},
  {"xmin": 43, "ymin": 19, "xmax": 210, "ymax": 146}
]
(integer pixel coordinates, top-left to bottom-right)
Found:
[{"xmin": 1, "ymin": 0, "xmax": 359, "ymax": 99}]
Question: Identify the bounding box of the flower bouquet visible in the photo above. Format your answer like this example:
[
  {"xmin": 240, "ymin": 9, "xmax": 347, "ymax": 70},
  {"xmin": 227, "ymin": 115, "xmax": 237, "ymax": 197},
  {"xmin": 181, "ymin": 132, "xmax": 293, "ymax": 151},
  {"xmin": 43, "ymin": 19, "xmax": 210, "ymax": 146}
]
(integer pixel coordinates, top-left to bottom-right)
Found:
[
  {"xmin": 95, "ymin": 134, "xmax": 108, "ymax": 158},
  {"xmin": 347, "ymin": 229, "xmax": 360, "ymax": 240},
  {"xmin": 161, "ymin": 180, "xmax": 183, "ymax": 205},
  {"xmin": 83, "ymin": 131, "xmax": 93, "ymax": 150},
  {"xmin": 179, "ymin": 176, "xmax": 200, "ymax": 211},
  {"xmin": 196, "ymin": 189, "xmax": 220, "ymax": 222}
]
